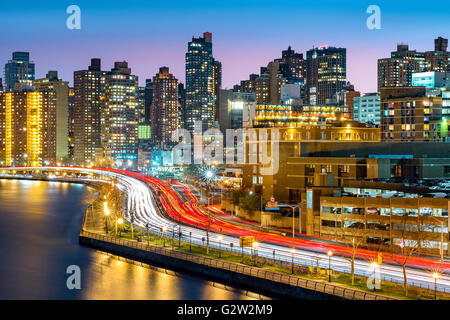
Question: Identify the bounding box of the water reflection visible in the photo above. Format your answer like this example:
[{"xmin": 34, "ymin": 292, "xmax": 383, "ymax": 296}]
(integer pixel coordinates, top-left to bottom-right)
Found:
[{"xmin": 0, "ymin": 179, "xmax": 266, "ymax": 300}]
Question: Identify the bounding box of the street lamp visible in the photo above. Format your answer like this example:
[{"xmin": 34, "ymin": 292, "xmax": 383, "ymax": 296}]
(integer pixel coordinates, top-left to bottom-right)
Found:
[
  {"xmin": 371, "ymin": 262, "xmax": 378, "ymax": 292},
  {"xmin": 104, "ymin": 202, "xmax": 110, "ymax": 234},
  {"xmin": 285, "ymin": 204, "xmax": 301, "ymax": 249},
  {"xmin": 161, "ymin": 226, "xmax": 168, "ymax": 247},
  {"xmin": 117, "ymin": 218, "xmax": 124, "ymax": 237},
  {"xmin": 218, "ymin": 235, "xmax": 223, "ymax": 258},
  {"xmin": 252, "ymin": 241, "xmax": 259, "ymax": 263},
  {"xmin": 291, "ymin": 248, "xmax": 296, "ymax": 274},
  {"xmin": 432, "ymin": 272, "xmax": 439, "ymax": 300},
  {"xmin": 327, "ymin": 250, "xmax": 333, "ymax": 282},
  {"xmin": 189, "ymin": 231, "xmax": 192, "ymax": 252}
]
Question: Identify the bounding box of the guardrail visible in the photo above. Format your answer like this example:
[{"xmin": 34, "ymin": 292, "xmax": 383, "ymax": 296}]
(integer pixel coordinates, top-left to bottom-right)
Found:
[{"xmin": 79, "ymin": 229, "xmax": 396, "ymax": 300}]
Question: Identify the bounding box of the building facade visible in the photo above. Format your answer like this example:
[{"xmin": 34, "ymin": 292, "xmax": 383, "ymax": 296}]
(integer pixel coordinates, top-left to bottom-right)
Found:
[
  {"xmin": 33, "ymin": 71, "xmax": 69, "ymax": 163},
  {"xmin": 0, "ymin": 90, "xmax": 56, "ymax": 166},
  {"xmin": 306, "ymin": 46, "xmax": 346, "ymax": 105},
  {"xmin": 378, "ymin": 37, "xmax": 450, "ymax": 91},
  {"xmin": 102, "ymin": 61, "xmax": 139, "ymax": 163},
  {"xmin": 151, "ymin": 67, "xmax": 179, "ymax": 146},
  {"xmin": 73, "ymin": 59, "xmax": 106, "ymax": 166},
  {"xmin": 4, "ymin": 52, "xmax": 35, "ymax": 92},
  {"xmin": 353, "ymin": 93, "xmax": 381, "ymax": 124},
  {"xmin": 380, "ymin": 87, "xmax": 448, "ymax": 141},
  {"xmin": 185, "ymin": 32, "xmax": 218, "ymax": 131}
]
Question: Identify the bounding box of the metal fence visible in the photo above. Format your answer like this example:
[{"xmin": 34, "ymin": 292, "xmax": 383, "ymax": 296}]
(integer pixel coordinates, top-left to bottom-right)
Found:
[{"xmin": 79, "ymin": 229, "xmax": 396, "ymax": 300}]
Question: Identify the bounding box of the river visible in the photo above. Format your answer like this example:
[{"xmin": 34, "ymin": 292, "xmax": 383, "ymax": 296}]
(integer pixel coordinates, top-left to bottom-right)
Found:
[{"xmin": 0, "ymin": 179, "xmax": 263, "ymax": 300}]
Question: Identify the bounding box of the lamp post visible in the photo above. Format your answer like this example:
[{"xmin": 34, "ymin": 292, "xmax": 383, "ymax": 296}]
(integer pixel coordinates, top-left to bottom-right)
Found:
[
  {"xmin": 146, "ymin": 223, "xmax": 149, "ymax": 247},
  {"xmin": 218, "ymin": 235, "xmax": 223, "ymax": 258},
  {"xmin": 285, "ymin": 204, "xmax": 300, "ymax": 249},
  {"xmin": 291, "ymin": 248, "xmax": 296, "ymax": 274},
  {"xmin": 327, "ymin": 250, "xmax": 333, "ymax": 282},
  {"xmin": 161, "ymin": 226, "xmax": 168, "ymax": 247},
  {"xmin": 432, "ymin": 272, "xmax": 439, "ymax": 300},
  {"xmin": 371, "ymin": 262, "xmax": 378, "ymax": 292},
  {"xmin": 189, "ymin": 232, "xmax": 192, "ymax": 252},
  {"xmin": 117, "ymin": 218, "xmax": 123, "ymax": 237},
  {"xmin": 104, "ymin": 202, "xmax": 110, "ymax": 234},
  {"xmin": 252, "ymin": 242, "xmax": 259, "ymax": 263}
]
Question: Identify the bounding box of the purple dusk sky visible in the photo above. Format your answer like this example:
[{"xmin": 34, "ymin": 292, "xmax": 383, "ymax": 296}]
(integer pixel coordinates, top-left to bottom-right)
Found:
[{"xmin": 0, "ymin": 0, "xmax": 448, "ymax": 94}]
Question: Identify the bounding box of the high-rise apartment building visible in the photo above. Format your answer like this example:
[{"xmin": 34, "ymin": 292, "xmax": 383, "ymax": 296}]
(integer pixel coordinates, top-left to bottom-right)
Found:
[
  {"xmin": 0, "ymin": 90, "xmax": 56, "ymax": 166},
  {"xmin": 251, "ymin": 62, "xmax": 287, "ymax": 105},
  {"xmin": 73, "ymin": 59, "xmax": 105, "ymax": 166},
  {"xmin": 306, "ymin": 46, "xmax": 347, "ymax": 105},
  {"xmin": 33, "ymin": 71, "xmax": 69, "ymax": 163},
  {"xmin": 137, "ymin": 86, "xmax": 146, "ymax": 123},
  {"xmin": 68, "ymin": 87, "xmax": 74, "ymax": 162},
  {"xmin": 213, "ymin": 60, "xmax": 222, "ymax": 122},
  {"xmin": 274, "ymin": 46, "xmax": 307, "ymax": 84},
  {"xmin": 102, "ymin": 61, "xmax": 139, "ymax": 162},
  {"xmin": 178, "ymin": 83, "xmax": 186, "ymax": 129},
  {"xmin": 378, "ymin": 37, "xmax": 450, "ymax": 90},
  {"xmin": 151, "ymin": 67, "xmax": 179, "ymax": 146},
  {"xmin": 144, "ymin": 79, "xmax": 153, "ymax": 124},
  {"xmin": 185, "ymin": 32, "xmax": 220, "ymax": 131},
  {"xmin": 4, "ymin": 52, "xmax": 35, "ymax": 92}
]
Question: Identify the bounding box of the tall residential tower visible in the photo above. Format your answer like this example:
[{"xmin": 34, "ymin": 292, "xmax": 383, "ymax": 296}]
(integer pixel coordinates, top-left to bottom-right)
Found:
[
  {"xmin": 73, "ymin": 58, "xmax": 105, "ymax": 166},
  {"xmin": 185, "ymin": 32, "xmax": 220, "ymax": 131}
]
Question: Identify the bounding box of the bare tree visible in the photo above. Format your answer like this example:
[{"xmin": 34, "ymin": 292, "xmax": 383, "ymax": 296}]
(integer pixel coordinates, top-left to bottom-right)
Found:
[
  {"xmin": 390, "ymin": 214, "xmax": 421, "ymax": 297},
  {"xmin": 341, "ymin": 231, "xmax": 365, "ymax": 285}
]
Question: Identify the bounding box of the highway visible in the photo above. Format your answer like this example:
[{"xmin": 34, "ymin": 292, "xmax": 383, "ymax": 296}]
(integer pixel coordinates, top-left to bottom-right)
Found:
[{"xmin": 1, "ymin": 166, "xmax": 450, "ymax": 294}]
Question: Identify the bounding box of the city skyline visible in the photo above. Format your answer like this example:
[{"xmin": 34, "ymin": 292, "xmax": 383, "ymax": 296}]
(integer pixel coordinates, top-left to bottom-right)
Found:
[{"xmin": 1, "ymin": 0, "xmax": 449, "ymax": 93}]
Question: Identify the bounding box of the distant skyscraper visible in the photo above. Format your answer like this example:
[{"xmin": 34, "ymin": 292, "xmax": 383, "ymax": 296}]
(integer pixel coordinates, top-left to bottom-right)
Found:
[
  {"xmin": 102, "ymin": 61, "xmax": 139, "ymax": 162},
  {"xmin": 73, "ymin": 58, "xmax": 105, "ymax": 166},
  {"xmin": 4, "ymin": 52, "xmax": 35, "ymax": 91},
  {"xmin": 275, "ymin": 46, "xmax": 307, "ymax": 84},
  {"xmin": 178, "ymin": 83, "xmax": 186, "ymax": 129},
  {"xmin": 137, "ymin": 86, "xmax": 146, "ymax": 123},
  {"xmin": 144, "ymin": 79, "xmax": 153, "ymax": 124},
  {"xmin": 254, "ymin": 61, "xmax": 286, "ymax": 104},
  {"xmin": 306, "ymin": 46, "xmax": 346, "ymax": 105},
  {"xmin": 0, "ymin": 89, "xmax": 57, "ymax": 166},
  {"xmin": 185, "ymin": 32, "xmax": 219, "ymax": 131},
  {"xmin": 151, "ymin": 67, "xmax": 179, "ymax": 146},
  {"xmin": 68, "ymin": 87, "xmax": 74, "ymax": 162},
  {"xmin": 33, "ymin": 71, "xmax": 69, "ymax": 163},
  {"xmin": 213, "ymin": 60, "xmax": 222, "ymax": 122},
  {"xmin": 377, "ymin": 57, "xmax": 419, "ymax": 90}
]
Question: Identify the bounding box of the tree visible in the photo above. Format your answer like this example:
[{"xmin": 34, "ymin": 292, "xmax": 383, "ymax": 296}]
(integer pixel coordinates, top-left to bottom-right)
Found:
[
  {"xmin": 390, "ymin": 214, "xmax": 421, "ymax": 297},
  {"xmin": 341, "ymin": 231, "xmax": 365, "ymax": 285}
]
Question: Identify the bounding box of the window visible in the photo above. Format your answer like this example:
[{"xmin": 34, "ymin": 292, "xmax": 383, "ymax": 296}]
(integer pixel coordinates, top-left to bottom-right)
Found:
[
  {"xmin": 322, "ymin": 206, "xmax": 341, "ymax": 214},
  {"xmin": 343, "ymin": 207, "xmax": 364, "ymax": 215}
]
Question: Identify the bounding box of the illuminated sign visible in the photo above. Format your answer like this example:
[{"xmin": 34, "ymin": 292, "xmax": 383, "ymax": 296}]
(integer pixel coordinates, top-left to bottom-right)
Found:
[
  {"xmin": 265, "ymin": 197, "xmax": 279, "ymax": 211},
  {"xmin": 239, "ymin": 236, "xmax": 255, "ymax": 247}
]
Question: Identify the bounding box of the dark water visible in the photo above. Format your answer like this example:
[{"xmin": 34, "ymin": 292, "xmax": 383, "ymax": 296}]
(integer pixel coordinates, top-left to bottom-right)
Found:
[{"xmin": 0, "ymin": 179, "xmax": 259, "ymax": 300}]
